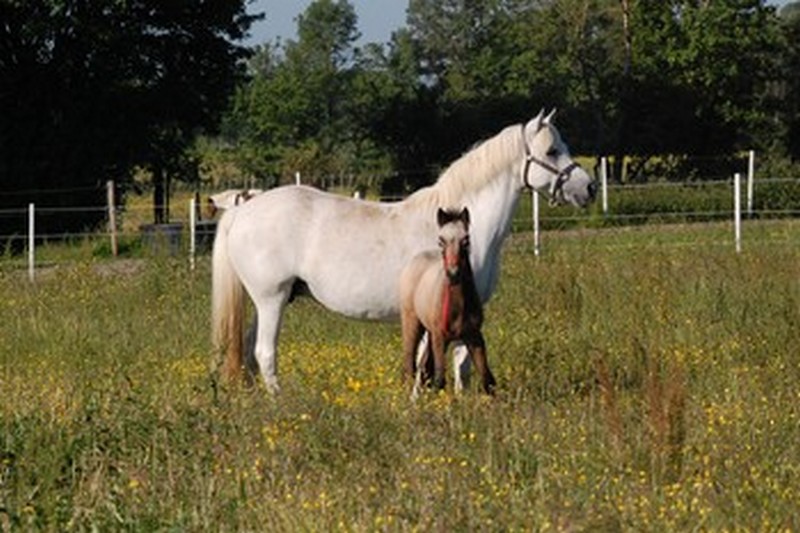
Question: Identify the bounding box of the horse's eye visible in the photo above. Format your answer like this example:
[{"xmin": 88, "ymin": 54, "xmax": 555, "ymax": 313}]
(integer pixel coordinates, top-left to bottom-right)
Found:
[
  {"xmin": 438, "ymin": 237, "xmax": 446, "ymax": 248},
  {"xmin": 461, "ymin": 237, "xmax": 470, "ymax": 248},
  {"xmin": 546, "ymin": 147, "xmax": 558, "ymax": 157}
]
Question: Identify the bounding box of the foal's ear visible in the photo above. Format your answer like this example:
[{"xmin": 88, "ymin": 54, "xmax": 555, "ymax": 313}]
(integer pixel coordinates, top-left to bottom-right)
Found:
[
  {"xmin": 436, "ymin": 208, "xmax": 448, "ymax": 227},
  {"xmin": 459, "ymin": 207, "xmax": 470, "ymax": 227}
]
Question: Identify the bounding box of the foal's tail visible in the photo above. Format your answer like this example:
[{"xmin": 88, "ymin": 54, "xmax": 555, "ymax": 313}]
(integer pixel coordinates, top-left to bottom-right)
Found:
[{"xmin": 212, "ymin": 210, "xmax": 245, "ymax": 382}]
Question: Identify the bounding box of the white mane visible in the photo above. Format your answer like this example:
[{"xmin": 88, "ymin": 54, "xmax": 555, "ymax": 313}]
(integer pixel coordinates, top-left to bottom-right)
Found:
[{"xmin": 405, "ymin": 124, "xmax": 524, "ymax": 209}]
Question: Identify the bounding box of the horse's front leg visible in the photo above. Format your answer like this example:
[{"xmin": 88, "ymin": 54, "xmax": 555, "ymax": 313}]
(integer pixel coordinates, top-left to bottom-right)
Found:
[
  {"xmin": 452, "ymin": 343, "xmax": 472, "ymax": 393},
  {"xmin": 466, "ymin": 333, "xmax": 495, "ymax": 395},
  {"xmin": 410, "ymin": 331, "xmax": 430, "ymax": 401}
]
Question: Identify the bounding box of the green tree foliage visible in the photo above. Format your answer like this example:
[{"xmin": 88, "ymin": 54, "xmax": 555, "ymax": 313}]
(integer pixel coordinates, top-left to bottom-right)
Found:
[
  {"xmin": 628, "ymin": 1, "xmax": 782, "ymax": 152},
  {"xmin": 17, "ymin": 0, "xmax": 780, "ymax": 207},
  {"xmin": 405, "ymin": 0, "xmax": 537, "ymax": 158},
  {"xmin": 220, "ymin": 0, "xmax": 794, "ymax": 194},
  {"xmin": 224, "ymin": 0, "xmax": 383, "ymax": 188},
  {"xmin": 352, "ymin": 32, "xmax": 442, "ymax": 193},
  {"xmin": 0, "ymin": 0, "xmax": 258, "ymax": 234},
  {"xmin": 779, "ymin": 1, "xmax": 800, "ymax": 161}
]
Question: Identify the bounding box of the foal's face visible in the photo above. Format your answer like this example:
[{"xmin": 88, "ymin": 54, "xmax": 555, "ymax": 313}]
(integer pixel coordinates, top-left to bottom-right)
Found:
[{"xmin": 438, "ymin": 219, "xmax": 470, "ymax": 281}]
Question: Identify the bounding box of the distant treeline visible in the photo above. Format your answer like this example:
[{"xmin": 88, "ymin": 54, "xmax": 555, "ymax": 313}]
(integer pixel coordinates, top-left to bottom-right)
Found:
[{"xmin": 2, "ymin": 0, "xmax": 799, "ymax": 238}]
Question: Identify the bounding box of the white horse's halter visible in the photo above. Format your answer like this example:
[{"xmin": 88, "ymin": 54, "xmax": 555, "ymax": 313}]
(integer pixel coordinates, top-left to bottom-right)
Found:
[{"xmin": 520, "ymin": 124, "xmax": 581, "ymax": 206}]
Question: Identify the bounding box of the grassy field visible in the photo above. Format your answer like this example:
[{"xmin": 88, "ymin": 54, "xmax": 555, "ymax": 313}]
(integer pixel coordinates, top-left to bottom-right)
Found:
[{"xmin": 2, "ymin": 221, "xmax": 799, "ymax": 531}]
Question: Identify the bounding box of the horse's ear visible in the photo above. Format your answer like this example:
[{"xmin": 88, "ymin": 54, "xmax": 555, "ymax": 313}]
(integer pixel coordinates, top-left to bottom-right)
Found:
[
  {"xmin": 460, "ymin": 207, "xmax": 470, "ymax": 227},
  {"xmin": 436, "ymin": 208, "xmax": 448, "ymax": 227},
  {"xmin": 544, "ymin": 108, "xmax": 557, "ymax": 125},
  {"xmin": 527, "ymin": 109, "xmax": 546, "ymax": 135}
]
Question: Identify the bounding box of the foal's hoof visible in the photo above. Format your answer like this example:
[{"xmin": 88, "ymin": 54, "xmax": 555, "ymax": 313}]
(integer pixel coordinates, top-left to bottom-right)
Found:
[{"xmin": 482, "ymin": 372, "xmax": 497, "ymax": 395}]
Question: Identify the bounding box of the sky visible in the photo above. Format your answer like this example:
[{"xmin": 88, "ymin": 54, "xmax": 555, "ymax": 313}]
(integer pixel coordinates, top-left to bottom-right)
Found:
[
  {"xmin": 244, "ymin": 0, "xmax": 793, "ymax": 48},
  {"xmin": 245, "ymin": 0, "xmax": 408, "ymax": 47}
]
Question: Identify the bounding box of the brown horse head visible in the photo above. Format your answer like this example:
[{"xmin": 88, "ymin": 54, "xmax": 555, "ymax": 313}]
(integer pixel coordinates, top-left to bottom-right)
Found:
[{"xmin": 436, "ymin": 207, "xmax": 470, "ymax": 281}]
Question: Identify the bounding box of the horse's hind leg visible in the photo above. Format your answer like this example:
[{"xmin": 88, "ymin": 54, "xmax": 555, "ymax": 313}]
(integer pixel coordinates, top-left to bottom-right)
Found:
[
  {"xmin": 421, "ymin": 338, "xmax": 435, "ymax": 384},
  {"xmin": 253, "ymin": 295, "xmax": 289, "ymax": 393},
  {"xmin": 410, "ymin": 331, "xmax": 429, "ymax": 401},
  {"xmin": 243, "ymin": 316, "xmax": 259, "ymax": 385}
]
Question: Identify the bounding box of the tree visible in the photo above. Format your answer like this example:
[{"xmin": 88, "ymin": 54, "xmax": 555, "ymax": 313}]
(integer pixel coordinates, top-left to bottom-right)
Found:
[
  {"xmin": 220, "ymin": 0, "xmax": 793, "ymax": 197},
  {"xmin": 0, "ymin": 0, "xmax": 258, "ymax": 235},
  {"xmin": 223, "ymin": 0, "xmax": 397, "ymax": 189},
  {"xmin": 779, "ymin": 1, "xmax": 800, "ymax": 161},
  {"xmin": 401, "ymin": 0, "xmax": 536, "ymax": 174}
]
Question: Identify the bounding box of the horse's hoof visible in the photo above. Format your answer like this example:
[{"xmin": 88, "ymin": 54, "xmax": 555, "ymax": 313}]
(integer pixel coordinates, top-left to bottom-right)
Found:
[{"xmin": 263, "ymin": 377, "xmax": 281, "ymax": 395}]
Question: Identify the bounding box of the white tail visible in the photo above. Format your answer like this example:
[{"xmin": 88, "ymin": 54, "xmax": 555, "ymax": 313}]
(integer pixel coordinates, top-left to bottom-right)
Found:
[{"xmin": 211, "ymin": 210, "xmax": 245, "ymax": 381}]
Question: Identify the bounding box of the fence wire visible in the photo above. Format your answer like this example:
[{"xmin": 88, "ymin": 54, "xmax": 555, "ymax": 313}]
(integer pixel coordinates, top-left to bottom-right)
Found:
[{"xmin": 1, "ymin": 177, "xmax": 799, "ymax": 271}]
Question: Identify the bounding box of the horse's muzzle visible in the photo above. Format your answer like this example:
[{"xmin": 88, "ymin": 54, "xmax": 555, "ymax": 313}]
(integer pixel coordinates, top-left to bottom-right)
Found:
[{"xmin": 588, "ymin": 180, "xmax": 599, "ymax": 201}]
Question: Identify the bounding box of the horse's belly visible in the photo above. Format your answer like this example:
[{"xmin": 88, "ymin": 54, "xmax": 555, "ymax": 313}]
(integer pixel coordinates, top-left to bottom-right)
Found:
[
  {"xmin": 304, "ymin": 271, "xmax": 401, "ymax": 322},
  {"xmin": 308, "ymin": 283, "xmax": 401, "ymax": 322}
]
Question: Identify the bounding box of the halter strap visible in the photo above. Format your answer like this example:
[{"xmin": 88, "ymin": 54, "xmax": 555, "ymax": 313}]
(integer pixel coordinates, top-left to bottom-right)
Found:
[
  {"xmin": 440, "ymin": 252, "xmax": 460, "ymax": 336},
  {"xmin": 520, "ymin": 124, "xmax": 580, "ymax": 205}
]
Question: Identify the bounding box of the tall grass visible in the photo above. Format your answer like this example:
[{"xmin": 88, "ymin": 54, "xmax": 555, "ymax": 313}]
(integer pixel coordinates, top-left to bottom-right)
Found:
[{"xmin": 2, "ymin": 222, "xmax": 799, "ymax": 530}]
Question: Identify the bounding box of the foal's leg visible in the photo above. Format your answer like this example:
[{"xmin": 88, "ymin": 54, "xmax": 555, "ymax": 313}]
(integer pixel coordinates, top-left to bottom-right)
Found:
[
  {"xmin": 466, "ymin": 332, "xmax": 495, "ymax": 395},
  {"xmin": 402, "ymin": 315, "xmax": 424, "ymax": 382},
  {"xmin": 253, "ymin": 296, "xmax": 289, "ymax": 394},
  {"xmin": 422, "ymin": 340, "xmax": 435, "ymax": 385},
  {"xmin": 414, "ymin": 331, "xmax": 429, "ymax": 376}
]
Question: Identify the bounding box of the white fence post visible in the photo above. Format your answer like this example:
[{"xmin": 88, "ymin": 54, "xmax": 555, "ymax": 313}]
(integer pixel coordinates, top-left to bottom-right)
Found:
[
  {"xmin": 28, "ymin": 203, "xmax": 35, "ymax": 282},
  {"xmin": 189, "ymin": 197, "xmax": 196, "ymax": 271},
  {"xmin": 601, "ymin": 156, "xmax": 608, "ymax": 216},
  {"xmin": 747, "ymin": 150, "xmax": 755, "ymax": 217},
  {"xmin": 532, "ymin": 189, "xmax": 540, "ymax": 257},
  {"xmin": 734, "ymin": 172, "xmax": 742, "ymax": 253},
  {"xmin": 106, "ymin": 180, "xmax": 118, "ymax": 257},
  {"xmin": 295, "ymin": 171, "xmax": 301, "ymax": 186}
]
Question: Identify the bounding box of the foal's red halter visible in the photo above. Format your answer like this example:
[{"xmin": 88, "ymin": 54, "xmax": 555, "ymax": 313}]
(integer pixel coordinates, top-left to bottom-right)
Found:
[
  {"xmin": 440, "ymin": 249, "xmax": 460, "ymax": 336},
  {"xmin": 441, "ymin": 281, "xmax": 452, "ymax": 336}
]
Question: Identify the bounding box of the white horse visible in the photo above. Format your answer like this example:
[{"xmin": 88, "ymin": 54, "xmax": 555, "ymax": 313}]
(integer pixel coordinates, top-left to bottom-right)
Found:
[{"xmin": 212, "ymin": 110, "xmax": 596, "ymax": 392}]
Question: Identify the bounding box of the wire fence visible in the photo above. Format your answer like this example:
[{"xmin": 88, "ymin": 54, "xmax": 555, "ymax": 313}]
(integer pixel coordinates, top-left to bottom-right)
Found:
[{"xmin": 1, "ymin": 172, "xmax": 799, "ymax": 279}]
